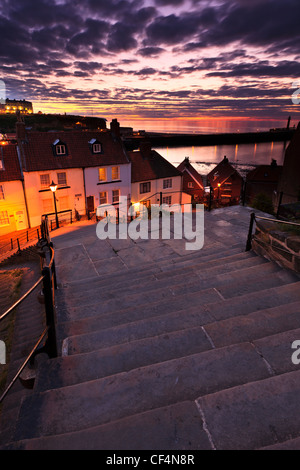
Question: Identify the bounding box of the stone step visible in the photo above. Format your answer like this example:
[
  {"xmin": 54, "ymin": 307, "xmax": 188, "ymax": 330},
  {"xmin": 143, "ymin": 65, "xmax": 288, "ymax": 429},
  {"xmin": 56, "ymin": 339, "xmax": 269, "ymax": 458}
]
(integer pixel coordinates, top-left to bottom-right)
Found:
[
  {"xmin": 14, "ymin": 342, "xmax": 271, "ymax": 441},
  {"xmin": 62, "ymin": 253, "xmax": 267, "ymax": 302},
  {"xmin": 196, "ymin": 369, "xmax": 300, "ymax": 450},
  {"xmin": 205, "ymin": 301, "xmax": 300, "ymax": 349},
  {"xmin": 58, "ymin": 262, "xmax": 297, "ymax": 314},
  {"xmin": 59, "ymin": 245, "xmax": 244, "ymax": 290},
  {"xmin": 36, "ymin": 324, "xmax": 214, "ymax": 391},
  {"xmin": 57, "ymin": 281, "xmax": 300, "ymax": 340},
  {"xmin": 3, "ymin": 401, "xmax": 212, "ymax": 450},
  {"xmin": 260, "ymin": 436, "xmax": 300, "ymax": 450}
]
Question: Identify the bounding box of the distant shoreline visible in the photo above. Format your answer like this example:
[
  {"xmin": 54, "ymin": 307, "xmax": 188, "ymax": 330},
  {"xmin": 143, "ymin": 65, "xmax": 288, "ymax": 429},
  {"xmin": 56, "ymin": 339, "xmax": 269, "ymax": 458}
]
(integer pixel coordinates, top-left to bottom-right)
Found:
[{"xmin": 143, "ymin": 129, "xmax": 295, "ymax": 148}]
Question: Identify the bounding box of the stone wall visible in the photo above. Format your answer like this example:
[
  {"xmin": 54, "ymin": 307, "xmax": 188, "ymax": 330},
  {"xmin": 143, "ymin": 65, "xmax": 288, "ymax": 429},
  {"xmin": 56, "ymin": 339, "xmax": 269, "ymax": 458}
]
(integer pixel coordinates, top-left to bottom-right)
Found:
[{"xmin": 252, "ymin": 219, "xmax": 300, "ymax": 273}]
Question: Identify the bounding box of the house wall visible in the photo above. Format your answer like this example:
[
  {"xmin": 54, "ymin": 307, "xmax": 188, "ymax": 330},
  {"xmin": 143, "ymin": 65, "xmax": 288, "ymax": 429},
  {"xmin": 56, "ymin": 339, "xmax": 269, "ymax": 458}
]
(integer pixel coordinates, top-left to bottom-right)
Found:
[
  {"xmin": 0, "ymin": 180, "xmax": 28, "ymax": 235},
  {"xmin": 85, "ymin": 163, "xmax": 131, "ymax": 211},
  {"xmin": 23, "ymin": 168, "xmax": 86, "ymax": 227},
  {"xmin": 131, "ymin": 175, "xmax": 182, "ymax": 205}
]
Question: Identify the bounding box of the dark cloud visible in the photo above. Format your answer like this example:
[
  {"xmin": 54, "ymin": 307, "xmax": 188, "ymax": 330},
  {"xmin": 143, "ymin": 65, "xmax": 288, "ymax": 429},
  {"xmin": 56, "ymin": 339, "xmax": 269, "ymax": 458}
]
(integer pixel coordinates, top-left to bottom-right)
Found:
[
  {"xmin": 107, "ymin": 23, "xmax": 138, "ymax": 52},
  {"xmin": 137, "ymin": 46, "xmax": 165, "ymax": 57}
]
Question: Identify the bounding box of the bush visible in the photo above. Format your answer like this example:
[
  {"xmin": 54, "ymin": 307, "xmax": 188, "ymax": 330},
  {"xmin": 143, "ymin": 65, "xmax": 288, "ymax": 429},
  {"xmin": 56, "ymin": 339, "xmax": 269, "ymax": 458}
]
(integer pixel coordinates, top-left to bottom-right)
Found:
[{"xmin": 251, "ymin": 193, "xmax": 274, "ymax": 215}]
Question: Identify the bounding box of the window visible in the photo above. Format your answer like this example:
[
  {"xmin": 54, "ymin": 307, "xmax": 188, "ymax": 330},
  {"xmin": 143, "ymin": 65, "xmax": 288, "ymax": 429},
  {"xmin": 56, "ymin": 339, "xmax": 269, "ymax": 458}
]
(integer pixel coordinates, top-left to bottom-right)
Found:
[
  {"xmin": 0, "ymin": 210, "xmax": 9, "ymax": 226},
  {"xmin": 99, "ymin": 168, "xmax": 107, "ymax": 182},
  {"xmin": 57, "ymin": 172, "xmax": 67, "ymax": 187},
  {"xmin": 163, "ymin": 178, "xmax": 172, "ymax": 189},
  {"xmin": 112, "ymin": 189, "xmax": 120, "ymax": 204},
  {"xmin": 40, "ymin": 174, "xmax": 50, "ymax": 189},
  {"xmin": 56, "ymin": 144, "xmax": 66, "ymax": 155},
  {"xmin": 188, "ymin": 182, "xmax": 194, "ymax": 188},
  {"xmin": 89, "ymin": 139, "xmax": 102, "ymax": 154},
  {"xmin": 140, "ymin": 182, "xmax": 151, "ymax": 194},
  {"xmin": 112, "ymin": 166, "xmax": 120, "ymax": 180},
  {"xmin": 52, "ymin": 139, "xmax": 67, "ymax": 156},
  {"xmin": 99, "ymin": 191, "xmax": 108, "ymax": 205},
  {"xmin": 0, "ymin": 185, "xmax": 4, "ymax": 200},
  {"xmin": 162, "ymin": 196, "xmax": 172, "ymax": 205},
  {"xmin": 42, "ymin": 199, "xmax": 53, "ymax": 214},
  {"xmin": 59, "ymin": 196, "xmax": 69, "ymax": 211},
  {"xmin": 93, "ymin": 143, "xmax": 102, "ymax": 153}
]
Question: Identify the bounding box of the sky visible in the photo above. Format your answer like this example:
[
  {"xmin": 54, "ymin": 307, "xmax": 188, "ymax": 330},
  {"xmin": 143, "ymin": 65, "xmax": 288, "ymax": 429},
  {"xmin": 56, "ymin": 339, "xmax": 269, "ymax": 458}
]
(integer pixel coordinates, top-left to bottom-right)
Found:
[{"xmin": 0, "ymin": 0, "xmax": 300, "ymax": 127}]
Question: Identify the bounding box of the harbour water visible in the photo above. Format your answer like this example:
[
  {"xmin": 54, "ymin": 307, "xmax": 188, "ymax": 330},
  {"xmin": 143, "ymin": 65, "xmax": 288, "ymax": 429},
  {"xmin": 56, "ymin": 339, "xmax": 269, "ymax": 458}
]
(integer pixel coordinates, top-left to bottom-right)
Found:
[{"xmin": 154, "ymin": 141, "xmax": 289, "ymax": 178}]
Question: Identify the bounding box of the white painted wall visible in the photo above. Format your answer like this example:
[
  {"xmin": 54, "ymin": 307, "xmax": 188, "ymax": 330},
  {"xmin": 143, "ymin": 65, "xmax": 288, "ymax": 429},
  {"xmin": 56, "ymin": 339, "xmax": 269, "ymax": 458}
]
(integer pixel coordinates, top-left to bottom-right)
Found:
[
  {"xmin": 0, "ymin": 180, "xmax": 28, "ymax": 235},
  {"xmin": 131, "ymin": 175, "xmax": 183, "ymax": 205},
  {"xmin": 85, "ymin": 163, "xmax": 131, "ymax": 209},
  {"xmin": 23, "ymin": 168, "xmax": 86, "ymax": 227}
]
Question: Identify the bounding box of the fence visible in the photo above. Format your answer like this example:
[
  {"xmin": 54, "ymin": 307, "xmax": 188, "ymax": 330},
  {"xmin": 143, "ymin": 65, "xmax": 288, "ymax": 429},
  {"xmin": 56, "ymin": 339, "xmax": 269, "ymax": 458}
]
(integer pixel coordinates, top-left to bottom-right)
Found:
[{"xmin": 0, "ymin": 216, "xmax": 58, "ymax": 403}]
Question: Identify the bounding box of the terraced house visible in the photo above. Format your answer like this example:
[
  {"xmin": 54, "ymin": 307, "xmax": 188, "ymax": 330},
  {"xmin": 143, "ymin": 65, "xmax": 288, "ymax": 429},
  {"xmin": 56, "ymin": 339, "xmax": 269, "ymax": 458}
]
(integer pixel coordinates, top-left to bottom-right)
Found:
[
  {"xmin": 14, "ymin": 119, "xmax": 131, "ymax": 228},
  {"xmin": 0, "ymin": 140, "xmax": 29, "ymax": 236}
]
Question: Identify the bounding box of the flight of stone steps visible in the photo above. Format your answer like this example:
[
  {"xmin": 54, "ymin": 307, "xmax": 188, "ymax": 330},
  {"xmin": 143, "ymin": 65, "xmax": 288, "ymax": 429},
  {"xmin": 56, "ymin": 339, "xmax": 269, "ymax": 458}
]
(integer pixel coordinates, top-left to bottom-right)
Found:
[{"xmin": 1, "ymin": 233, "xmax": 300, "ymax": 450}]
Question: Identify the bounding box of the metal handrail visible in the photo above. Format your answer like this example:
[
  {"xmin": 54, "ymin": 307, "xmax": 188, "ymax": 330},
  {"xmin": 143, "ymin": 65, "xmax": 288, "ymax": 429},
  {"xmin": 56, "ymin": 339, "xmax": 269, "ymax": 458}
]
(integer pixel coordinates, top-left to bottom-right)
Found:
[
  {"xmin": 255, "ymin": 215, "xmax": 300, "ymax": 228},
  {"xmin": 0, "ymin": 327, "xmax": 49, "ymax": 403},
  {"xmin": 246, "ymin": 212, "xmax": 300, "ymax": 251},
  {"xmin": 0, "ymin": 216, "xmax": 57, "ymax": 403},
  {"xmin": 0, "ymin": 276, "xmax": 44, "ymax": 322}
]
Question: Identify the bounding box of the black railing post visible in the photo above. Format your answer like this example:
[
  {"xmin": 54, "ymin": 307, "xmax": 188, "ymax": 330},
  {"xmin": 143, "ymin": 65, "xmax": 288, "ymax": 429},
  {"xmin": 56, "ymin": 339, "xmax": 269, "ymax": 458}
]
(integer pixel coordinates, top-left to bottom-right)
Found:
[
  {"xmin": 209, "ymin": 186, "xmax": 213, "ymax": 212},
  {"xmin": 246, "ymin": 212, "xmax": 256, "ymax": 252},
  {"xmin": 276, "ymin": 191, "xmax": 283, "ymax": 219},
  {"xmin": 42, "ymin": 266, "xmax": 57, "ymax": 358}
]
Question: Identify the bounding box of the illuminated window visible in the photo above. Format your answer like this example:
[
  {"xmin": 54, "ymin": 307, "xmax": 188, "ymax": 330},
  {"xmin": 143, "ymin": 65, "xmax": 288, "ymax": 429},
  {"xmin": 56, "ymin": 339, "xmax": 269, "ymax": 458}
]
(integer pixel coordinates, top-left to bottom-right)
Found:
[
  {"xmin": 40, "ymin": 174, "xmax": 50, "ymax": 189},
  {"xmin": 57, "ymin": 172, "xmax": 67, "ymax": 186},
  {"xmin": 140, "ymin": 182, "xmax": 151, "ymax": 194},
  {"xmin": 162, "ymin": 196, "xmax": 172, "ymax": 205},
  {"xmin": 56, "ymin": 144, "xmax": 66, "ymax": 155},
  {"xmin": 93, "ymin": 143, "xmax": 102, "ymax": 153},
  {"xmin": 99, "ymin": 191, "xmax": 107, "ymax": 205},
  {"xmin": 59, "ymin": 196, "xmax": 69, "ymax": 211},
  {"xmin": 42, "ymin": 199, "xmax": 53, "ymax": 214},
  {"xmin": 112, "ymin": 166, "xmax": 120, "ymax": 180},
  {"xmin": 0, "ymin": 211, "xmax": 9, "ymax": 226},
  {"xmin": 112, "ymin": 189, "xmax": 120, "ymax": 203},
  {"xmin": 0, "ymin": 185, "xmax": 4, "ymax": 200},
  {"xmin": 99, "ymin": 168, "xmax": 107, "ymax": 182},
  {"xmin": 163, "ymin": 179, "xmax": 172, "ymax": 189}
]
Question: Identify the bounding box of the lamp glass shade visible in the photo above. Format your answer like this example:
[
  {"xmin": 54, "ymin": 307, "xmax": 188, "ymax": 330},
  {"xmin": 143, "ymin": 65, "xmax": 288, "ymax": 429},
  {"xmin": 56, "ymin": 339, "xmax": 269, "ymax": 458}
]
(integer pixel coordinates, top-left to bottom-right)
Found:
[{"xmin": 50, "ymin": 181, "xmax": 57, "ymax": 192}]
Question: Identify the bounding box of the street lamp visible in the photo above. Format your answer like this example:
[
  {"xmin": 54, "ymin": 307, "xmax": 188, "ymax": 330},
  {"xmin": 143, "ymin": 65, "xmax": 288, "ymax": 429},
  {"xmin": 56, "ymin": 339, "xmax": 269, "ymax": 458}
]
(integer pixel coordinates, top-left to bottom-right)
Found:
[
  {"xmin": 50, "ymin": 181, "xmax": 59, "ymax": 229},
  {"xmin": 217, "ymin": 183, "xmax": 221, "ymax": 202}
]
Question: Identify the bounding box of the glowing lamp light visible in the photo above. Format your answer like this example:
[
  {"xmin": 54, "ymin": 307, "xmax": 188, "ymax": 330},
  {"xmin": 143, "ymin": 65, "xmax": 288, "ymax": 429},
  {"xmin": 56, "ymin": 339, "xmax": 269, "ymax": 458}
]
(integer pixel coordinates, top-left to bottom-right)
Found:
[{"xmin": 50, "ymin": 181, "xmax": 58, "ymax": 192}]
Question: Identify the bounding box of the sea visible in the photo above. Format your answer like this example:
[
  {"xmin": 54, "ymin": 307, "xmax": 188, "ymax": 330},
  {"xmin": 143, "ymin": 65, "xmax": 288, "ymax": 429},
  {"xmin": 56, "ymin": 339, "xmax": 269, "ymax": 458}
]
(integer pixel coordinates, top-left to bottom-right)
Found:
[{"xmin": 120, "ymin": 118, "xmax": 293, "ymax": 178}]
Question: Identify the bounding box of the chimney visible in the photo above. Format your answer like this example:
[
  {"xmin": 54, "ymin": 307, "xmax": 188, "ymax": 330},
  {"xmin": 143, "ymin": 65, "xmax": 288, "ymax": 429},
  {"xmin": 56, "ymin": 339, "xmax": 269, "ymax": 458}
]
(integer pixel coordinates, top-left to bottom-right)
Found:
[
  {"xmin": 16, "ymin": 110, "xmax": 26, "ymax": 141},
  {"xmin": 139, "ymin": 140, "xmax": 152, "ymax": 158},
  {"xmin": 110, "ymin": 118, "xmax": 120, "ymax": 139},
  {"xmin": 184, "ymin": 156, "xmax": 189, "ymax": 167}
]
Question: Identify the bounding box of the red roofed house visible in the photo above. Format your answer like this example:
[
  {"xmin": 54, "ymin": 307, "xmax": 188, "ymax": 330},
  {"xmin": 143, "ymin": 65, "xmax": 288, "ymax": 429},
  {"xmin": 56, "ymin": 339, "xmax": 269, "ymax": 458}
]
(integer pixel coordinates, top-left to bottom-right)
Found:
[
  {"xmin": 0, "ymin": 140, "xmax": 29, "ymax": 236},
  {"xmin": 128, "ymin": 142, "xmax": 188, "ymax": 207},
  {"xmin": 245, "ymin": 160, "xmax": 283, "ymax": 205},
  {"xmin": 177, "ymin": 157, "xmax": 204, "ymax": 203},
  {"xmin": 17, "ymin": 119, "xmax": 131, "ymax": 228},
  {"xmin": 207, "ymin": 156, "xmax": 243, "ymax": 205},
  {"xmin": 275, "ymin": 121, "xmax": 300, "ymax": 208}
]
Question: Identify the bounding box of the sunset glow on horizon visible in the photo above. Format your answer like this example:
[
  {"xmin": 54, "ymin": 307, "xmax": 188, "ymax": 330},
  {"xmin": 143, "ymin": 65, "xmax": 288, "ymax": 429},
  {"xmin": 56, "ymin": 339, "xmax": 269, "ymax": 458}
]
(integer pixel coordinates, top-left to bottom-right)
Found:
[{"xmin": 1, "ymin": 0, "xmax": 299, "ymax": 129}]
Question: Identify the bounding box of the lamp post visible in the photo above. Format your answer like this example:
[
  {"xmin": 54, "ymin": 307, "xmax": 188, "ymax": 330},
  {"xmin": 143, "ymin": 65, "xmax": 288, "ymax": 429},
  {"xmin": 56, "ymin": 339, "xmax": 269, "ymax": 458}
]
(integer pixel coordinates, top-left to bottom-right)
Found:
[
  {"xmin": 217, "ymin": 183, "xmax": 221, "ymax": 202},
  {"xmin": 50, "ymin": 181, "xmax": 59, "ymax": 229}
]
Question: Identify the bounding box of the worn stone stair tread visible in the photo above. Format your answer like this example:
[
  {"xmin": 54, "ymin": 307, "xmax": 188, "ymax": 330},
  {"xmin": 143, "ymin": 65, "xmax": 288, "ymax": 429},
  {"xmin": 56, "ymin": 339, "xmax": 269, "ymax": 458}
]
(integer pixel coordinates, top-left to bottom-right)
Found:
[
  {"xmin": 36, "ymin": 325, "xmax": 215, "ymax": 391},
  {"xmin": 60, "ymin": 261, "xmax": 288, "ymax": 311},
  {"xmin": 260, "ymin": 436, "xmax": 300, "ymax": 450},
  {"xmin": 3, "ymin": 401, "xmax": 212, "ymax": 450},
  {"xmin": 62, "ymin": 254, "xmax": 267, "ymax": 302},
  {"xmin": 205, "ymin": 301, "xmax": 300, "ymax": 348},
  {"xmin": 57, "ymin": 300, "xmax": 213, "ymax": 340},
  {"xmin": 196, "ymin": 369, "xmax": 300, "ymax": 450},
  {"xmin": 14, "ymin": 342, "xmax": 271, "ymax": 441}
]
